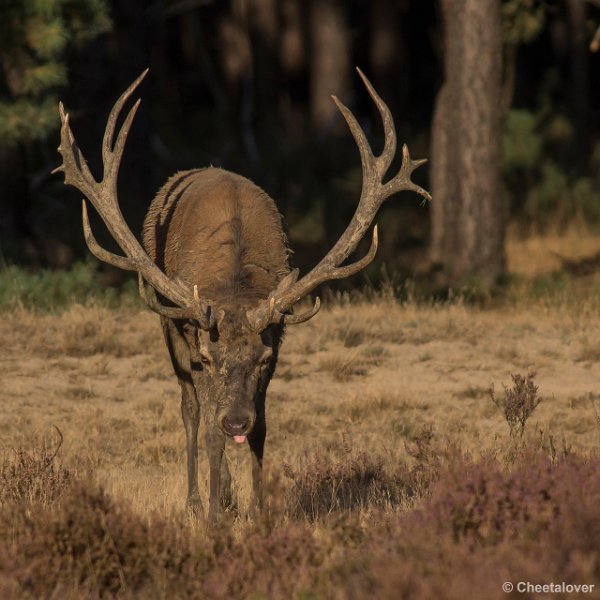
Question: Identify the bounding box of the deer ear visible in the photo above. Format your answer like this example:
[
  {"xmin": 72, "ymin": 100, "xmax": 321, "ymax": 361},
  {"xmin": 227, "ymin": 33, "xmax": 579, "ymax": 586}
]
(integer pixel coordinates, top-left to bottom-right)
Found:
[{"xmin": 208, "ymin": 308, "xmax": 225, "ymax": 329}]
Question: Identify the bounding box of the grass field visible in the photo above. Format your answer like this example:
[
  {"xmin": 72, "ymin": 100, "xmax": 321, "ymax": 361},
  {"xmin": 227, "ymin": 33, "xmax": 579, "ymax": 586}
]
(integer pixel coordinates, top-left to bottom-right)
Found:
[{"xmin": 1, "ymin": 229, "xmax": 600, "ymax": 598}]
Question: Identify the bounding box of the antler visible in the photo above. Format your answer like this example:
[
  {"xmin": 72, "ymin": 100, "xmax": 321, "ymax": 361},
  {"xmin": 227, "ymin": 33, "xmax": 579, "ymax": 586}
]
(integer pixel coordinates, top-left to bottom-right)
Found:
[
  {"xmin": 247, "ymin": 68, "xmax": 430, "ymax": 332},
  {"xmin": 52, "ymin": 69, "xmax": 212, "ymax": 328}
]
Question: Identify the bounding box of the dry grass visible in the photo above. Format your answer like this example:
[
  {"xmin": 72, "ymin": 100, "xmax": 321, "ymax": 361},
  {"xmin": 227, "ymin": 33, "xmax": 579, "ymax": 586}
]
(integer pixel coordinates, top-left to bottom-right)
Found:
[
  {"xmin": 506, "ymin": 223, "xmax": 600, "ymax": 277},
  {"xmin": 2, "ymin": 260, "xmax": 600, "ymax": 595},
  {"xmin": 2, "ymin": 294, "xmax": 600, "ymax": 516}
]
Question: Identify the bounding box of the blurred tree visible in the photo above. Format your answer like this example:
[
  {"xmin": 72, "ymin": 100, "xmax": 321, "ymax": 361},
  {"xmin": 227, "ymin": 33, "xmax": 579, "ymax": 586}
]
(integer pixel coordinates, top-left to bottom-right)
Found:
[
  {"xmin": 0, "ymin": 0, "xmax": 110, "ymax": 147},
  {"xmin": 248, "ymin": 0, "xmax": 279, "ymax": 136},
  {"xmin": 0, "ymin": 0, "xmax": 596, "ymax": 281},
  {"xmin": 369, "ymin": 0, "xmax": 408, "ymax": 116},
  {"xmin": 430, "ymin": 0, "xmax": 505, "ymax": 287},
  {"xmin": 0, "ymin": 0, "xmax": 110, "ymax": 264},
  {"xmin": 590, "ymin": 0, "xmax": 600, "ymax": 51},
  {"xmin": 309, "ymin": 0, "xmax": 350, "ymax": 133},
  {"xmin": 501, "ymin": 0, "xmax": 546, "ymax": 113},
  {"xmin": 278, "ymin": 0, "xmax": 307, "ymax": 140},
  {"xmin": 566, "ymin": 0, "xmax": 590, "ymax": 162}
]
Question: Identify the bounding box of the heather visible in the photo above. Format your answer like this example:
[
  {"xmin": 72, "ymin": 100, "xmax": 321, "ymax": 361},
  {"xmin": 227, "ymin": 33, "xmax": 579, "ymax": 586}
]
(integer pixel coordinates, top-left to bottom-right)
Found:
[
  {"xmin": 2, "ymin": 298, "xmax": 600, "ymax": 597},
  {"xmin": 0, "ymin": 438, "xmax": 598, "ymax": 599}
]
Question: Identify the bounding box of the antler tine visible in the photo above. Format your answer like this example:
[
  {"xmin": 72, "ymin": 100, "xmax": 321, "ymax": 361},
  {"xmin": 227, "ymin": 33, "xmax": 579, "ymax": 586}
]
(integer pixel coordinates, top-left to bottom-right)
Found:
[
  {"xmin": 248, "ymin": 295, "xmax": 276, "ymax": 332},
  {"xmin": 52, "ymin": 103, "xmax": 96, "ymax": 198},
  {"xmin": 331, "ymin": 68, "xmax": 398, "ymax": 182},
  {"xmin": 248, "ymin": 295, "xmax": 321, "ymax": 331},
  {"xmin": 355, "ymin": 67, "xmax": 396, "ymax": 178},
  {"xmin": 102, "ymin": 69, "xmax": 148, "ymax": 172},
  {"xmin": 53, "ymin": 69, "xmax": 209, "ymax": 322},
  {"xmin": 82, "ymin": 200, "xmax": 136, "ymax": 271},
  {"xmin": 193, "ymin": 285, "xmax": 212, "ymax": 328},
  {"xmin": 387, "ymin": 145, "xmax": 432, "ymax": 202},
  {"xmin": 248, "ymin": 69, "xmax": 429, "ymax": 331},
  {"xmin": 137, "ymin": 274, "xmax": 216, "ymax": 328},
  {"xmin": 105, "ymin": 98, "xmax": 141, "ymax": 184},
  {"xmin": 331, "ymin": 95, "xmax": 375, "ymax": 177},
  {"xmin": 138, "ymin": 273, "xmax": 193, "ymax": 319},
  {"xmin": 282, "ymin": 297, "xmax": 321, "ymax": 325},
  {"xmin": 324, "ymin": 224, "xmax": 378, "ymax": 281}
]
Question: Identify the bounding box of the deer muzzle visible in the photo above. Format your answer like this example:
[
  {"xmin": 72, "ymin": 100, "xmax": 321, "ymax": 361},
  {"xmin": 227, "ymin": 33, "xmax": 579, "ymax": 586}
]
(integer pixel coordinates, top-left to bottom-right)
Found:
[{"xmin": 218, "ymin": 409, "xmax": 255, "ymax": 443}]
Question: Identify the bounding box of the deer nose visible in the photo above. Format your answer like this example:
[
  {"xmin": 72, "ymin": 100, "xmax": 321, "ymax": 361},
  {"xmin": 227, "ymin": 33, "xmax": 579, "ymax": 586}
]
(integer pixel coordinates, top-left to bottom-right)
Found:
[{"xmin": 221, "ymin": 415, "xmax": 251, "ymax": 436}]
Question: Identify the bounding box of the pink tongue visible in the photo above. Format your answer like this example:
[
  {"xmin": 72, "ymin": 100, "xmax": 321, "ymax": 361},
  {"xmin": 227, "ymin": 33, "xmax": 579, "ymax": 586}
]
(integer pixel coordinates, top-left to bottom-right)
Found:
[{"xmin": 233, "ymin": 435, "xmax": 247, "ymax": 444}]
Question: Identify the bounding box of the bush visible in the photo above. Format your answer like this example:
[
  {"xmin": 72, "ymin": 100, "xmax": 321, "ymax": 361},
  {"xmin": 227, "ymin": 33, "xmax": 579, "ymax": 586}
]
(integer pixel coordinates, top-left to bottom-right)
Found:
[
  {"xmin": 0, "ymin": 432, "xmax": 71, "ymax": 507},
  {"xmin": 0, "ymin": 261, "xmax": 138, "ymax": 311},
  {"xmin": 503, "ymin": 108, "xmax": 600, "ymax": 231},
  {"xmin": 283, "ymin": 451, "xmax": 413, "ymax": 519},
  {"xmin": 1, "ymin": 442, "xmax": 599, "ymax": 598},
  {"xmin": 490, "ymin": 371, "xmax": 541, "ymax": 439}
]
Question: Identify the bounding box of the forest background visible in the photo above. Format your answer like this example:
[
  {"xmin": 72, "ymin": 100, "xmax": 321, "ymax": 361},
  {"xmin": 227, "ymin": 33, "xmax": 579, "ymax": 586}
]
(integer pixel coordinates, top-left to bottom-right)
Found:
[
  {"xmin": 2, "ymin": 0, "xmax": 600, "ymax": 302},
  {"xmin": 3, "ymin": 4, "xmax": 600, "ymax": 597}
]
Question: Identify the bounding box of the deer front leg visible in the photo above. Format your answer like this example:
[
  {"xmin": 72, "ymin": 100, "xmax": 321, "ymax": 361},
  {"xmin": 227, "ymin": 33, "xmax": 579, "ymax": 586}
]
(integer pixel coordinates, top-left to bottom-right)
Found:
[
  {"xmin": 204, "ymin": 418, "xmax": 226, "ymax": 525},
  {"xmin": 220, "ymin": 454, "xmax": 233, "ymax": 510},
  {"xmin": 180, "ymin": 380, "xmax": 202, "ymax": 517},
  {"xmin": 248, "ymin": 398, "xmax": 266, "ymax": 517}
]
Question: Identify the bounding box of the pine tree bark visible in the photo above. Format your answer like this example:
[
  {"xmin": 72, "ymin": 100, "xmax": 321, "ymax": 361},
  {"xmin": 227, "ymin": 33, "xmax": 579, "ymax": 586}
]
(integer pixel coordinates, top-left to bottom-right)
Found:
[
  {"xmin": 430, "ymin": 0, "xmax": 505, "ymax": 286},
  {"xmin": 248, "ymin": 0, "xmax": 280, "ymax": 134},
  {"xmin": 309, "ymin": 0, "xmax": 350, "ymax": 132},
  {"xmin": 369, "ymin": 0, "xmax": 407, "ymax": 112}
]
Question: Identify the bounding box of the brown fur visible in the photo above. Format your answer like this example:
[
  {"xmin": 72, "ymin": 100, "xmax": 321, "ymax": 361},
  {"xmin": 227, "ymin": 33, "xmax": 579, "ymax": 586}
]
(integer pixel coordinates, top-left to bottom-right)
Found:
[
  {"xmin": 141, "ymin": 167, "xmax": 290, "ymax": 523},
  {"xmin": 142, "ymin": 167, "xmax": 290, "ymax": 301}
]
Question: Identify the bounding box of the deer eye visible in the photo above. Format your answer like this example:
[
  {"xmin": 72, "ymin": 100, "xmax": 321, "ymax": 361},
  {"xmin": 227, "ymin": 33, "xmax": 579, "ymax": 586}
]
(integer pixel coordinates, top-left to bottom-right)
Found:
[
  {"xmin": 199, "ymin": 352, "xmax": 212, "ymax": 366},
  {"xmin": 260, "ymin": 352, "xmax": 272, "ymax": 366}
]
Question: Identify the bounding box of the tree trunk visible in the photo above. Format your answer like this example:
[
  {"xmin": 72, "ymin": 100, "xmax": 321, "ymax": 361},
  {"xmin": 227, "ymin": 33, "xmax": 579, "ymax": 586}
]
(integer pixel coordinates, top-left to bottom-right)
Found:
[
  {"xmin": 248, "ymin": 0, "xmax": 280, "ymax": 137},
  {"xmin": 279, "ymin": 0, "xmax": 307, "ymax": 140},
  {"xmin": 112, "ymin": 0, "xmax": 152, "ymax": 231},
  {"xmin": 566, "ymin": 0, "xmax": 589, "ymax": 163},
  {"xmin": 430, "ymin": 0, "xmax": 505, "ymax": 286},
  {"xmin": 369, "ymin": 0, "xmax": 407, "ymax": 116},
  {"xmin": 309, "ymin": 0, "xmax": 350, "ymax": 132}
]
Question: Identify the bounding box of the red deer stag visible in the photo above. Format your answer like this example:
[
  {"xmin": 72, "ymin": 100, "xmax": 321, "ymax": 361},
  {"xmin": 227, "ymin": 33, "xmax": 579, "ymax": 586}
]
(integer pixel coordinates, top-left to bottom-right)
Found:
[{"xmin": 53, "ymin": 69, "xmax": 430, "ymax": 523}]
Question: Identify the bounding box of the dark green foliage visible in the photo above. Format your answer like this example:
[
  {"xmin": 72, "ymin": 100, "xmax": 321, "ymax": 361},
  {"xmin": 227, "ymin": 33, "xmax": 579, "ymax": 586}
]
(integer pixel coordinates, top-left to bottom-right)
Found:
[
  {"xmin": 503, "ymin": 107, "xmax": 600, "ymax": 230},
  {"xmin": 0, "ymin": 261, "xmax": 138, "ymax": 311},
  {"xmin": 0, "ymin": 0, "xmax": 110, "ymax": 147},
  {"xmin": 502, "ymin": 0, "xmax": 547, "ymax": 45},
  {"xmin": 503, "ymin": 109, "xmax": 542, "ymax": 171},
  {"xmin": 501, "ymin": 1, "xmax": 600, "ymax": 231}
]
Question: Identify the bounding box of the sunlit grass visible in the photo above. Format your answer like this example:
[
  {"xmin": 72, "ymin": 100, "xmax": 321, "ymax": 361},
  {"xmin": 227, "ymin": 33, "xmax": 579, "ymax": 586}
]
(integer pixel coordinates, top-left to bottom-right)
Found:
[{"xmin": 1, "ymin": 229, "xmax": 600, "ymax": 596}]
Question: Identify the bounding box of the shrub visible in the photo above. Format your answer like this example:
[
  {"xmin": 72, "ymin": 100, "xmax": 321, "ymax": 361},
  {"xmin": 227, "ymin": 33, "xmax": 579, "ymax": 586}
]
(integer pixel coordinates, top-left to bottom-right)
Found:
[
  {"xmin": 0, "ymin": 261, "xmax": 138, "ymax": 311},
  {"xmin": 0, "ymin": 430, "xmax": 71, "ymax": 507},
  {"xmin": 283, "ymin": 452, "xmax": 406, "ymax": 519},
  {"xmin": 1, "ymin": 442, "xmax": 600, "ymax": 598},
  {"xmin": 490, "ymin": 371, "xmax": 541, "ymax": 439},
  {"xmin": 339, "ymin": 450, "xmax": 600, "ymax": 599}
]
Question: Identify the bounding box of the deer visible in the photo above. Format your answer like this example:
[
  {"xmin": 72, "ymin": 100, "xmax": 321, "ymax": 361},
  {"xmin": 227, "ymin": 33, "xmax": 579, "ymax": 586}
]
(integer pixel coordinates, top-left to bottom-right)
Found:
[{"xmin": 53, "ymin": 68, "xmax": 430, "ymax": 524}]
